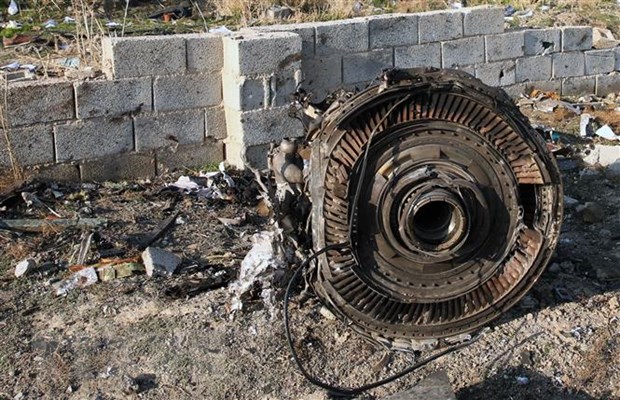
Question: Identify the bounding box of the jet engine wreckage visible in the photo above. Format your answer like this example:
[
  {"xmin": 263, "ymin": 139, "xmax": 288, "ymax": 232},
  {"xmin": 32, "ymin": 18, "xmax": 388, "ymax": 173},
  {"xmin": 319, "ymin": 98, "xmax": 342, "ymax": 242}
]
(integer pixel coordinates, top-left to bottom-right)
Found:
[{"xmin": 271, "ymin": 68, "xmax": 563, "ymax": 355}]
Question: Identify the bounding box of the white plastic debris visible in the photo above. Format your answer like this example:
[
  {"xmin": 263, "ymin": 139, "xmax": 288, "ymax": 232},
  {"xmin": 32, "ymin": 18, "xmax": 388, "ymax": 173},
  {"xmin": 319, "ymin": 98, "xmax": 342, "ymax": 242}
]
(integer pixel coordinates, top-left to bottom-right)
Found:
[
  {"xmin": 106, "ymin": 21, "xmax": 121, "ymax": 28},
  {"xmin": 8, "ymin": 0, "xmax": 18, "ymax": 15},
  {"xmin": 43, "ymin": 19, "xmax": 57, "ymax": 28},
  {"xmin": 580, "ymin": 113, "xmax": 593, "ymax": 137},
  {"xmin": 451, "ymin": 1, "xmax": 463, "ymax": 9},
  {"xmin": 63, "ymin": 16, "xmax": 76, "ymax": 23},
  {"xmin": 6, "ymin": 20, "xmax": 22, "ymax": 29},
  {"xmin": 208, "ymin": 26, "xmax": 233, "ymax": 35},
  {"xmin": 230, "ymin": 230, "xmax": 285, "ymax": 316},
  {"xmin": 15, "ymin": 258, "xmax": 36, "ymax": 277},
  {"xmin": 167, "ymin": 168, "xmax": 235, "ymax": 200},
  {"xmin": 595, "ymin": 125, "xmax": 620, "ymax": 141},
  {"xmin": 53, "ymin": 267, "xmax": 98, "ymax": 296}
]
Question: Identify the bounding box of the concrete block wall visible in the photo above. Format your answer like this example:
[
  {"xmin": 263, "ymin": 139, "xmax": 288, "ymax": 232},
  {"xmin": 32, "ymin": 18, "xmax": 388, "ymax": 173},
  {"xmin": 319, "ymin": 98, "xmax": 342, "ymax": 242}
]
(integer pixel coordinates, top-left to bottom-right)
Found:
[
  {"xmin": 3, "ymin": 5, "xmax": 620, "ymax": 180},
  {"xmin": 1, "ymin": 33, "xmax": 226, "ymax": 181}
]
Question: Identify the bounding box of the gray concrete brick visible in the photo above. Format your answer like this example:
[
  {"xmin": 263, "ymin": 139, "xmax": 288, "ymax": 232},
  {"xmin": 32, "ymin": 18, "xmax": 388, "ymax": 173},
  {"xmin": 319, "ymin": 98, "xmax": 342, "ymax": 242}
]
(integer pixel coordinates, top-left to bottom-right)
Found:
[
  {"xmin": 80, "ymin": 153, "xmax": 156, "ymax": 181},
  {"xmin": 223, "ymin": 31, "xmax": 302, "ymax": 76},
  {"xmin": 462, "ymin": 6, "xmax": 504, "ymax": 36},
  {"xmin": 270, "ymin": 68, "xmax": 302, "ymax": 107},
  {"xmin": 553, "ymin": 52, "xmax": 585, "ymax": 78},
  {"xmin": 516, "ymin": 56, "xmax": 552, "ymax": 82},
  {"xmin": 585, "ymin": 49, "xmax": 615, "ymax": 75},
  {"xmin": 183, "ymin": 33, "xmax": 224, "ymax": 72},
  {"xmin": 369, "ymin": 14, "xmax": 418, "ymax": 49},
  {"xmin": 562, "ymin": 76, "xmax": 596, "ymax": 96},
  {"xmin": 153, "ymin": 73, "xmax": 222, "ymax": 112},
  {"xmin": 343, "ymin": 49, "xmax": 393, "ymax": 84},
  {"xmin": 562, "ymin": 26, "xmax": 593, "ymax": 51},
  {"xmin": 206, "ymin": 106, "xmax": 227, "ymax": 140},
  {"xmin": 75, "ymin": 77, "xmax": 152, "ymax": 119},
  {"xmin": 225, "ymin": 141, "xmax": 270, "ymax": 169},
  {"xmin": 475, "ymin": 60, "xmax": 516, "ymax": 87},
  {"xmin": 596, "ymin": 73, "xmax": 620, "ymax": 96},
  {"xmin": 27, "ymin": 163, "xmax": 80, "ymax": 182},
  {"xmin": 222, "ymin": 74, "xmax": 267, "ymax": 111},
  {"xmin": 302, "ymin": 55, "xmax": 342, "ymax": 100},
  {"xmin": 485, "ymin": 31, "xmax": 524, "ymax": 62},
  {"xmin": 225, "ymin": 106, "xmax": 303, "ymax": 148},
  {"xmin": 316, "ymin": 18, "xmax": 369, "ymax": 56},
  {"xmin": 503, "ymin": 80, "xmax": 562, "ymax": 99},
  {"xmin": 0, "ymin": 124, "xmax": 54, "ymax": 167},
  {"xmin": 54, "ymin": 118, "xmax": 134, "ymax": 161},
  {"xmin": 395, "ymin": 43, "xmax": 441, "ymax": 69},
  {"xmin": 442, "ymin": 36, "xmax": 484, "ymax": 68},
  {"xmin": 134, "ymin": 109, "xmax": 206, "ymax": 151},
  {"xmin": 157, "ymin": 140, "xmax": 224, "ymax": 174},
  {"xmin": 418, "ymin": 10, "xmax": 463, "ymax": 43},
  {"xmin": 7, "ymin": 80, "xmax": 74, "ymax": 126},
  {"xmin": 101, "ymin": 36, "xmax": 186, "ymax": 79},
  {"xmin": 615, "ymin": 47, "xmax": 620, "ymax": 71},
  {"xmin": 249, "ymin": 22, "xmax": 317, "ymax": 58},
  {"xmin": 524, "ymin": 28, "xmax": 561, "ymax": 56}
]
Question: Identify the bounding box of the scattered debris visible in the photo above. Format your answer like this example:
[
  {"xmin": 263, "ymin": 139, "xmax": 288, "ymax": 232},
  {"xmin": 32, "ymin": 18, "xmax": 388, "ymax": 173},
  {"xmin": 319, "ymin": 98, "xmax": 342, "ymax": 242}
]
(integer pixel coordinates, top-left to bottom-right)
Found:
[
  {"xmin": 0, "ymin": 218, "xmax": 107, "ymax": 233},
  {"xmin": 148, "ymin": 1, "xmax": 192, "ymax": 20},
  {"xmin": 15, "ymin": 258, "xmax": 36, "ymax": 278},
  {"xmin": 208, "ymin": 26, "xmax": 233, "ymax": 35},
  {"xmin": 580, "ymin": 114, "xmax": 594, "ymax": 137},
  {"xmin": 8, "ymin": 0, "xmax": 18, "ymax": 15},
  {"xmin": 595, "ymin": 125, "xmax": 620, "ymax": 141},
  {"xmin": 53, "ymin": 267, "xmax": 98, "ymax": 296},
  {"xmin": 319, "ymin": 306, "xmax": 336, "ymax": 321},
  {"xmin": 132, "ymin": 211, "xmax": 179, "ymax": 250},
  {"xmin": 265, "ymin": 5, "xmax": 294, "ymax": 20},
  {"xmin": 576, "ymin": 202, "xmax": 604, "ymax": 223},
  {"xmin": 142, "ymin": 247, "xmax": 181, "ymax": 277},
  {"xmin": 230, "ymin": 230, "xmax": 285, "ymax": 314}
]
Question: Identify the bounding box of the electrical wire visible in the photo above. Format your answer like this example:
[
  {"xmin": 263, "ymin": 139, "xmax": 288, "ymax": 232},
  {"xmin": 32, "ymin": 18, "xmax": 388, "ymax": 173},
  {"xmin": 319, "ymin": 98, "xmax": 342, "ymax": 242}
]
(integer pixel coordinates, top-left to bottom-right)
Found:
[{"xmin": 284, "ymin": 242, "xmax": 483, "ymax": 397}]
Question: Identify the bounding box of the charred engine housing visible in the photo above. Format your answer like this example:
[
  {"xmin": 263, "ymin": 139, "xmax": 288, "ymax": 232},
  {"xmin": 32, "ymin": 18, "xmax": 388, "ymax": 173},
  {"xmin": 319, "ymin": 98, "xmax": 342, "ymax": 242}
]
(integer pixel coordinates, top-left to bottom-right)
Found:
[{"xmin": 275, "ymin": 69, "xmax": 563, "ymax": 350}]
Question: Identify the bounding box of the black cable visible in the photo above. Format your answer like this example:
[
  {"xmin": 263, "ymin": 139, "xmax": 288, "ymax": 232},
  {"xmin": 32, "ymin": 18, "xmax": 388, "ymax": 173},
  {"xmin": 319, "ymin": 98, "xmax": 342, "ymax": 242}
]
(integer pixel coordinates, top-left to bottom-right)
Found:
[{"xmin": 284, "ymin": 242, "xmax": 483, "ymax": 397}]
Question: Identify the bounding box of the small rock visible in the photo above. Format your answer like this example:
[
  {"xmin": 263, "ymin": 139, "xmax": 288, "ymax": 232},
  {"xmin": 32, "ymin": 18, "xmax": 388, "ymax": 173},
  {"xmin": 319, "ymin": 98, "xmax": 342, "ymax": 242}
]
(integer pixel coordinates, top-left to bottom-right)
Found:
[
  {"xmin": 142, "ymin": 247, "xmax": 181, "ymax": 277},
  {"xmin": 560, "ymin": 261, "xmax": 575, "ymax": 273},
  {"xmin": 122, "ymin": 374, "xmax": 139, "ymax": 394},
  {"xmin": 519, "ymin": 295, "xmax": 538, "ymax": 309},
  {"xmin": 97, "ymin": 265, "xmax": 116, "ymax": 282},
  {"xmin": 265, "ymin": 5, "xmax": 293, "ymax": 20},
  {"xmin": 576, "ymin": 202, "xmax": 604, "ymax": 223},
  {"xmin": 14, "ymin": 258, "xmax": 36, "ymax": 277},
  {"xmin": 608, "ymin": 296, "xmax": 619, "ymax": 310},
  {"xmin": 114, "ymin": 262, "xmax": 145, "ymax": 278},
  {"xmin": 579, "ymin": 168, "xmax": 601, "ymax": 180},
  {"xmin": 563, "ymin": 195, "xmax": 579, "ymax": 209},
  {"xmin": 605, "ymin": 162, "xmax": 620, "ymax": 182},
  {"xmin": 516, "ymin": 376, "xmax": 530, "ymax": 385},
  {"xmin": 548, "ymin": 262, "xmax": 561, "ymax": 273},
  {"xmin": 520, "ymin": 350, "xmax": 534, "ymax": 366}
]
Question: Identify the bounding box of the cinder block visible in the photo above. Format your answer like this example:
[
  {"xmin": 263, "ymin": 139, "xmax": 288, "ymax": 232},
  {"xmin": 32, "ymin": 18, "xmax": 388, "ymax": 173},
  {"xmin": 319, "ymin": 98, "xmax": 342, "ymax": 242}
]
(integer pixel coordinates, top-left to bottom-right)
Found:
[
  {"xmin": 462, "ymin": 6, "xmax": 504, "ymax": 36},
  {"xmin": 101, "ymin": 36, "xmax": 186, "ymax": 79},
  {"xmin": 206, "ymin": 106, "xmax": 228, "ymax": 140},
  {"xmin": 249, "ymin": 22, "xmax": 316, "ymax": 58},
  {"xmin": 222, "ymin": 74, "xmax": 267, "ymax": 111},
  {"xmin": 134, "ymin": 109, "xmax": 206, "ymax": 151},
  {"xmin": 153, "ymin": 73, "xmax": 222, "ymax": 111},
  {"xmin": 27, "ymin": 163, "xmax": 80, "ymax": 182},
  {"xmin": 442, "ymin": 36, "xmax": 484, "ymax": 68},
  {"xmin": 562, "ymin": 27, "xmax": 593, "ymax": 51},
  {"xmin": 80, "ymin": 153, "xmax": 156, "ymax": 181},
  {"xmin": 553, "ymin": 52, "xmax": 585, "ymax": 78},
  {"xmin": 269, "ymin": 69, "xmax": 302, "ymax": 107},
  {"xmin": 562, "ymin": 76, "xmax": 596, "ymax": 96},
  {"xmin": 485, "ymin": 31, "xmax": 524, "ymax": 62},
  {"xmin": 225, "ymin": 106, "xmax": 304, "ymax": 148},
  {"xmin": 7, "ymin": 80, "xmax": 74, "ymax": 126},
  {"xmin": 225, "ymin": 141, "xmax": 270, "ymax": 169},
  {"xmin": 302, "ymin": 55, "xmax": 342, "ymax": 100},
  {"xmin": 316, "ymin": 19, "xmax": 369, "ymax": 56},
  {"xmin": 475, "ymin": 60, "xmax": 516, "ymax": 87},
  {"xmin": 515, "ymin": 56, "xmax": 552, "ymax": 82},
  {"xmin": 585, "ymin": 49, "xmax": 615, "ymax": 75},
  {"xmin": 183, "ymin": 33, "xmax": 224, "ymax": 72},
  {"xmin": 369, "ymin": 14, "xmax": 418, "ymax": 49},
  {"xmin": 615, "ymin": 47, "xmax": 620, "ymax": 70},
  {"xmin": 75, "ymin": 77, "xmax": 152, "ymax": 119},
  {"xmin": 0, "ymin": 124, "xmax": 54, "ymax": 167},
  {"xmin": 503, "ymin": 80, "xmax": 562, "ymax": 98},
  {"xmin": 343, "ymin": 49, "xmax": 393, "ymax": 84},
  {"xmin": 596, "ymin": 73, "xmax": 620, "ymax": 96},
  {"xmin": 524, "ymin": 28, "xmax": 561, "ymax": 56},
  {"xmin": 54, "ymin": 118, "xmax": 134, "ymax": 161},
  {"xmin": 418, "ymin": 10, "xmax": 463, "ymax": 43},
  {"xmin": 223, "ymin": 31, "xmax": 302, "ymax": 76},
  {"xmin": 395, "ymin": 43, "xmax": 441, "ymax": 69},
  {"xmin": 156, "ymin": 140, "xmax": 224, "ymax": 174}
]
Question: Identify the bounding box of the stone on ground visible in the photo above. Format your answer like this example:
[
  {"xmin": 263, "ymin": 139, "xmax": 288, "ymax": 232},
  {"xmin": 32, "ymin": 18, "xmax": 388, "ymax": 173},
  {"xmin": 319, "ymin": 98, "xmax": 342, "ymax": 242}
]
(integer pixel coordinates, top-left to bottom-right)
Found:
[{"xmin": 142, "ymin": 247, "xmax": 181, "ymax": 277}]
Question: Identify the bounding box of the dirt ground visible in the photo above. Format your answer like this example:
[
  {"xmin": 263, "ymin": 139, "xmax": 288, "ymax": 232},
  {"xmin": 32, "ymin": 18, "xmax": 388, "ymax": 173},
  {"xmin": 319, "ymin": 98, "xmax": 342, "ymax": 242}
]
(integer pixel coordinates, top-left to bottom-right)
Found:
[{"xmin": 1, "ymin": 112, "xmax": 620, "ymax": 400}]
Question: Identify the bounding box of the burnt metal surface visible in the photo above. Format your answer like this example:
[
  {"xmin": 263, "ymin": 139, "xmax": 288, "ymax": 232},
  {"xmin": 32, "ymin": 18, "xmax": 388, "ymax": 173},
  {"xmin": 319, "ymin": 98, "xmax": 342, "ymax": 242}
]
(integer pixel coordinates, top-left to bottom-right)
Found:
[{"xmin": 292, "ymin": 69, "xmax": 563, "ymax": 351}]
